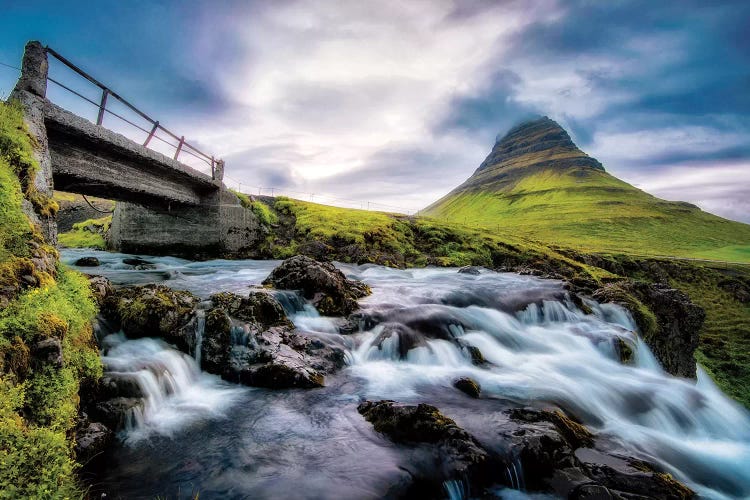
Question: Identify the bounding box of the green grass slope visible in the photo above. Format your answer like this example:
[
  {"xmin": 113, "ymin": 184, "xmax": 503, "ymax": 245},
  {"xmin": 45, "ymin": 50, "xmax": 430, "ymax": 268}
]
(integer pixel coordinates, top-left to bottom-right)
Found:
[{"xmin": 425, "ymin": 117, "xmax": 750, "ymax": 262}]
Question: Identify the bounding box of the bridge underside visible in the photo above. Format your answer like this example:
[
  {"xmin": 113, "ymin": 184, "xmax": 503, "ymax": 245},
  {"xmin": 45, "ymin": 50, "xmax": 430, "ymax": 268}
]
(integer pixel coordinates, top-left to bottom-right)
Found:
[{"xmin": 44, "ymin": 100, "xmax": 218, "ymax": 210}]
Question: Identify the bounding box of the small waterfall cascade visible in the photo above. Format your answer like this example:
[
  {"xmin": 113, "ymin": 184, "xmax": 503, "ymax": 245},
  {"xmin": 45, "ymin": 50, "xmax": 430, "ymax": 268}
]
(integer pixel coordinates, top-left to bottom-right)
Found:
[
  {"xmin": 504, "ymin": 456, "xmax": 525, "ymax": 492},
  {"xmin": 348, "ymin": 295, "xmax": 750, "ymax": 499},
  {"xmin": 101, "ymin": 333, "xmax": 243, "ymax": 441},
  {"xmin": 443, "ymin": 478, "xmax": 469, "ymax": 500}
]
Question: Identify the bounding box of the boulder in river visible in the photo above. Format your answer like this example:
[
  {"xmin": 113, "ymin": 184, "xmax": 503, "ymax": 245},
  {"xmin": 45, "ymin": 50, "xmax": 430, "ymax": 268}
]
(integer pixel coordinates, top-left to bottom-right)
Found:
[
  {"xmin": 458, "ymin": 265, "xmax": 482, "ymax": 275},
  {"xmin": 502, "ymin": 407, "xmax": 693, "ymax": 498},
  {"xmin": 108, "ymin": 284, "xmax": 199, "ymax": 352},
  {"xmin": 210, "ymin": 290, "xmax": 292, "ymax": 329},
  {"xmin": 88, "ymin": 275, "xmax": 114, "ymax": 306},
  {"xmin": 74, "ymin": 256, "xmax": 100, "ymax": 267},
  {"xmin": 453, "ymin": 377, "xmax": 481, "ymax": 398},
  {"xmin": 262, "ymin": 255, "xmax": 370, "ymax": 315},
  {"xmin": 202, "ymin": 291, "xmax": 345, "ymax": 389},
  {"xmin": 122, "ymin": 257, "xmax": 157, "ymax": 270},
  {"xmin": 74, "ymin": 420, "xmax": 113, "ymax": 465},
  {"xmin": 358, "ymin": 401, "xmax": 693, "ymax": 499},
  {"xmin": 358, "ymin": 400, "xmax": 492, "ymax": 495}
]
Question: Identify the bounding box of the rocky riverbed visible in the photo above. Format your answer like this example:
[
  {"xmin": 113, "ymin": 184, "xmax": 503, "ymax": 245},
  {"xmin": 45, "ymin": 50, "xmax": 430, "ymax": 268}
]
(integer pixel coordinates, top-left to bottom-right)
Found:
[{"xmin": 63, "ymin": 249, "xmax": 750, "ymax": 499}]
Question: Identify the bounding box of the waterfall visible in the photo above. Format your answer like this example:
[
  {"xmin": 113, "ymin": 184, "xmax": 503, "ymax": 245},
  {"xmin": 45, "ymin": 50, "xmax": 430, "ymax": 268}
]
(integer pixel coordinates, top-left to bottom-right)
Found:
[{"xmin": 101, "ymin": 333, "xmax": 244, "ymax": 442}]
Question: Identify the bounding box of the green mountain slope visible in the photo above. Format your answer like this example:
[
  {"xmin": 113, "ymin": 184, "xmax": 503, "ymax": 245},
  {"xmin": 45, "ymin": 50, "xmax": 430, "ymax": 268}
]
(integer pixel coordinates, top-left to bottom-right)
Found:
[{"xmin": 424, "ymin": 117, "xmax": 750, "ymax": 262}]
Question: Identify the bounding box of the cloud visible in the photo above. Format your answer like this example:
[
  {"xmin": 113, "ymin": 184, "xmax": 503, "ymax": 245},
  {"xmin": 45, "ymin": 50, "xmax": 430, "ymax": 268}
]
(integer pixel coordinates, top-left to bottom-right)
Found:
[
  {"xmin": 629, "ymin": 162, "xmax": 750, "ymax": 223},
  {"xmin": 1, "ymin": 0, "xmax": 748, "ymax": 222}
]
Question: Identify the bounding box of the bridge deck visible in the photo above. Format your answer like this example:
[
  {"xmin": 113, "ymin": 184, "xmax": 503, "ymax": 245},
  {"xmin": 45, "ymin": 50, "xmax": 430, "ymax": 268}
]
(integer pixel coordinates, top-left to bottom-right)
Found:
[{"xmin": 44, "ymin": 100, "xmax": 218, "ymax": 207}]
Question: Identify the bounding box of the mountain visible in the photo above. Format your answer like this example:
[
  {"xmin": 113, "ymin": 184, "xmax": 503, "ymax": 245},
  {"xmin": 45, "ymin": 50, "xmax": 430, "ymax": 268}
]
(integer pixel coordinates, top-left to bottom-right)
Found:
[{"xmin": 424, "ymin": 117, "xmax": 750, "ymax": 262}]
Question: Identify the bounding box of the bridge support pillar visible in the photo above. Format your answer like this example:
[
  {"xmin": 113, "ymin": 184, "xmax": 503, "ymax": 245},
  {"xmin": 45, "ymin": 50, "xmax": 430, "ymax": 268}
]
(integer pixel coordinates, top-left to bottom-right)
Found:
[
  {"xmin": 109, "ymin": 190, "xmax": 267, "ymax": 259},
  {"xmin": 10, "ymin": 41, "xmax": 57, "ymax": 244}
]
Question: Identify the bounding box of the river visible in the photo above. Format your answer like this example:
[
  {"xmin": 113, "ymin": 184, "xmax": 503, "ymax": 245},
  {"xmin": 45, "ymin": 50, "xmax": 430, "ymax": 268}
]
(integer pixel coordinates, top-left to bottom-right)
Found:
[{"xmin": 62, "ymin": 249, "xmax": 750, "ymax": 499}]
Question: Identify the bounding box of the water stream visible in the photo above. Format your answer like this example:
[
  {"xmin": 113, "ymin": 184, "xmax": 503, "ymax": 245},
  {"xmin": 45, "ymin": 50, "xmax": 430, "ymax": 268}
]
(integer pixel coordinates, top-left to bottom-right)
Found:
[{"xmin": 64, "ymin": 249, "xmax": 750, "ymax": 499}]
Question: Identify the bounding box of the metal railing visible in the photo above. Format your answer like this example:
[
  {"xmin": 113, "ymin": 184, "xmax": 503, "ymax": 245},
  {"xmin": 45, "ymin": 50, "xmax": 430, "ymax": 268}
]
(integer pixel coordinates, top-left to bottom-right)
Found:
[{"xmin": 43, "ymin": 46, "xmax": 222, "ymax": 177}]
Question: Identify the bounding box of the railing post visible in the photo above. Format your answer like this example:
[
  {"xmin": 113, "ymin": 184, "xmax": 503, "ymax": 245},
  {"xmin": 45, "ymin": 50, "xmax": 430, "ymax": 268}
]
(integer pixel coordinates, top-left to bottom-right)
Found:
[
  {"xmin": 96, "ymin": 88, "xmax": 109, "ymax": 126},
  {"xmin": 13, "ymin": 41, "xmax": 48, "ymax": 98},
  {"xmin": 174, "ymin": 136, "xmax": 185, "ymax": 160},
  {"xmin": 213, "ymin": 159, "xmax": 225, "ymax": 183},
  {"xmin": 143, "ymin": 121, "xmax": 159, "ymax": 147}
]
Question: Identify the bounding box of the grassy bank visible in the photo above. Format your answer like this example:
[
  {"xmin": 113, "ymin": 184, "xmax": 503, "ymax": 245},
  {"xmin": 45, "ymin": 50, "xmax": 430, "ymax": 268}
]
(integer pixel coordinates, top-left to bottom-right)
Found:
[
  {"xmin": 0, "ymin": 100, "xmax": 101, "ymax": 497},
  {"xmin": 268, "ymin": 197, "xmax": 613, "ymax": 281}
]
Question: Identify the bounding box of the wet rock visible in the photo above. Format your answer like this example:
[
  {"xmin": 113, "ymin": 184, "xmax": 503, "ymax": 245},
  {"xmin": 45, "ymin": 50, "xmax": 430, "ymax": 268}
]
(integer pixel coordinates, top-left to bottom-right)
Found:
[
  {"xmin": 92, "ymin": 397, "xmax": 143, "ymax": 430},
  {"xmin": 98, "ymin": 374, "xmax": 144, "ymax": 399},
  {"xmin": 508, "ymin": 408, "xmax": 594, "ymax": 449},
  {"xmin": 614, "ymin": 337, "xmax": 634, "ymax": 364},
  {"xmin": 31, "ymin": 337, "xmax": 63, "ymax": 369},
  {"xmin": 358, "ymin": 400, "xmax": 491, "ymax": 482},
  {"xmin": 122, "ymin": 257, "xmax": 157, "ymax": 270},
  {"xmin": 201, "ymin": 306, "xmax": 233, "ymax": 374},
  {"xmin": 74, "ymin": 421, "xmax": 113, "ymax": 464},
  {"xmin": 570, "ymin": 484, "xmax": 613, "ymax": 499},
  {"xmin": 372, "ymin": 323, "xmax": 426, "ymax": 359},
  {"xmin": 75, "ymin": 256, "xmax": 100, "ymax": 267},
  {"xmin": 458, "ymin": 265, "xmax": 482, "ymax": 275},
  {"xmin": 457, "ymin": 339, "xmax": 486, "ymax": 365},
  {"xmin": 88, "ymin": 275, "xmax": 114, "ymax": 306},
  {"xmin": 210, "ymin": 290, "xmax": 292, "ymax": 329},
  {"xmin": 581, "ymin": 455, "xmax": 694, "ymax": 500},
  {"xmin": 501, "ymin": 407, "xmax": 693, "ymax": 498},
  {"xmin": 108, "ymin": 284, "xmax": 198, "ymax": 352},
  {"xmin": 593, "ymin": 281, "xmax": 704, "ymax": 378},
  {"xmin": 202, "ymin": 294, "xmax": 344, "ymax": 389},
  {"xmin": 262, "ymin": 255, "xmax": 370, "ymax": 316},
  {"xmin": 235, "ymin": 345, "xmax": 325, "ymax": 389},
  {"xmin": 453, "ymin": 377, "xmax": 481, "ymax": 398}
]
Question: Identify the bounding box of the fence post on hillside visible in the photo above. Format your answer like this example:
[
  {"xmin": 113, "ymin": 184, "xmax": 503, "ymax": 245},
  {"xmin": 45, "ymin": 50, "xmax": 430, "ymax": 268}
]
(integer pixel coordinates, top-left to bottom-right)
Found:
[{"xmin": 13, "ymin": 41, "xmax": 48, "ymax": 98}]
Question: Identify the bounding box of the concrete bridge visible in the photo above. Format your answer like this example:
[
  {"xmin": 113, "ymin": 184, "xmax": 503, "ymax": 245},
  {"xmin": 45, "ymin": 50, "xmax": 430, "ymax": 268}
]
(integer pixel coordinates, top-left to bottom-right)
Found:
[{"xmin": 12, "ymin": 41, "xmax": 263, "ymax": 257}]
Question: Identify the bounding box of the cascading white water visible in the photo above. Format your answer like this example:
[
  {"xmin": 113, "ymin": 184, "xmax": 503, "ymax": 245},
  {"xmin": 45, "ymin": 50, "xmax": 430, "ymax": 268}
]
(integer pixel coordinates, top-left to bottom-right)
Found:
[
  {"xmin": 348, "ymin": 291, "xmax": 750, "ymax": 499},
  {"xmin": 101, "ymin": 333, "xmax": 244, "ymax": 442},
  {"xmin": 67, "ymin": 250, "xmax": 750, "ymax": 499}
]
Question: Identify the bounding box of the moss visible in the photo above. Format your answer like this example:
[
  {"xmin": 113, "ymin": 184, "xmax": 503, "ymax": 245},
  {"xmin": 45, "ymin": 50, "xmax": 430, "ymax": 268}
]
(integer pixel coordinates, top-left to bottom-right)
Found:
[
  {"xmin": 542, "ymin": 409, "xmax": 594, "ymax": 449},
  {"xmin": 58, "ymin": 216, "xmax": 111, "ymax": 249},
  {"xmin": 0, "ymin": 99, "xmax": 101, "ymax": 495},
  {"xmin": 0, "ymin": 377, "xmax": 80, "ymax": 499}
]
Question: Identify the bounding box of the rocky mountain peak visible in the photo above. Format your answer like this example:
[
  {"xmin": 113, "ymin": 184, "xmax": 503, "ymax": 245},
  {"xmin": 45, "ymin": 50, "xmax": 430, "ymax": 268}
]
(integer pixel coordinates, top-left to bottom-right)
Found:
[{"xmin": 477, "ymin": 116, "xmax": 604, "ymax": 173}]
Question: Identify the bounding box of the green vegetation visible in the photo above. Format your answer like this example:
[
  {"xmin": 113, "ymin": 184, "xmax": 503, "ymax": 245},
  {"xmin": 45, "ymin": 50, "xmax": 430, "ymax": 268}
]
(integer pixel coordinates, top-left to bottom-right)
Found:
[
  {"xmin": 426, "ymin": 168, "xmax": 750, "ymax": 262},
  {"xmin": 270, "ymin": 197, "xmax": 613, "ymax": 281},
  {"xmin": 232, "ymin": 190, "xmax": 278, "ymax": 225},
  {"xmin": 0, "ymin": 100, "xmax": 101, "ymax": 497},
  {"xmin": 58, "ymin": 216, "xmax": 111, "ymax": 250},
  {"xmin": 672, "ymin": 269, "xmax": 750, "ymax": 407}
]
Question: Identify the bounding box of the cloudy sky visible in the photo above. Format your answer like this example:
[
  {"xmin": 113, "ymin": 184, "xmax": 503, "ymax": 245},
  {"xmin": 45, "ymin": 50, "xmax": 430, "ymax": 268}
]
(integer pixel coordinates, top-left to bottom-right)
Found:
[{"xmin": 1, "ymin": 0, "xmax": 749, "ymax": 221}]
